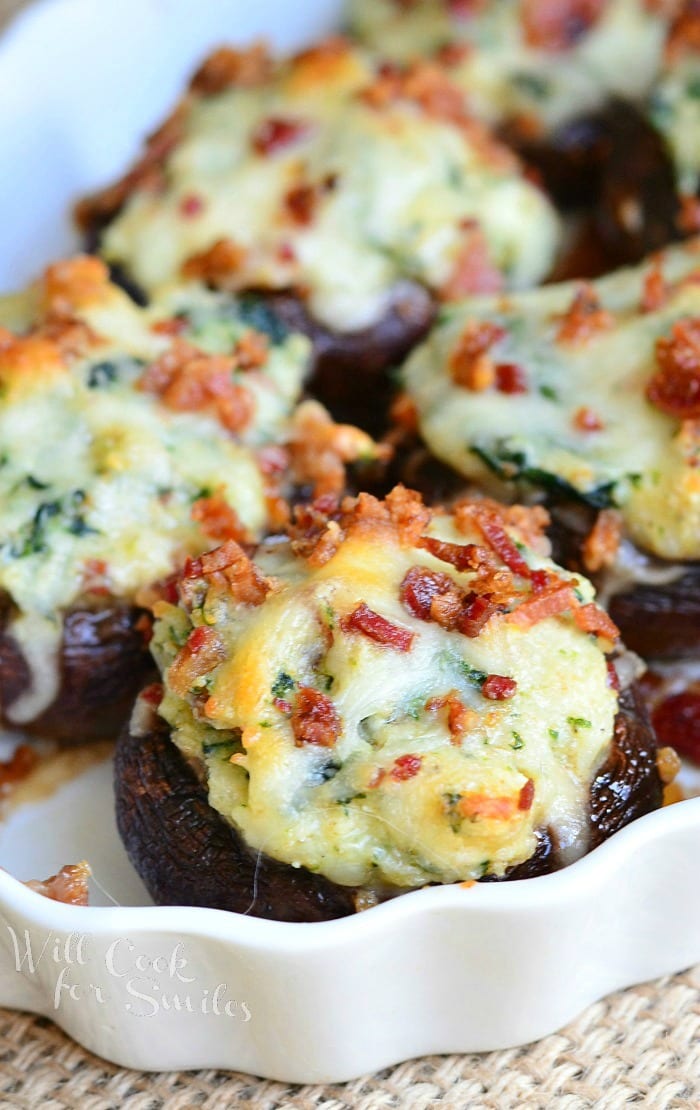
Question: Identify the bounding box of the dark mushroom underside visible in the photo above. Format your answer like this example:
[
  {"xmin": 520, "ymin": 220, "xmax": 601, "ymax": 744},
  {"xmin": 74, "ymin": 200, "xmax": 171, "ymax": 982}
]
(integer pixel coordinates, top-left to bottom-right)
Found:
[{"xmin": 114, "ymin": 683, "xmax": 661, "ymax": 922}]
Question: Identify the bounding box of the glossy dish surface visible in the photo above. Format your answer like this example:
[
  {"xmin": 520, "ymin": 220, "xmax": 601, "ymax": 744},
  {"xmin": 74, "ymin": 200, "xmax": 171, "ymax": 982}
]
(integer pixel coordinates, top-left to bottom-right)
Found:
[{"xmin": 0, "ymin": 0, "xmax": 699, "ymax": 1084}]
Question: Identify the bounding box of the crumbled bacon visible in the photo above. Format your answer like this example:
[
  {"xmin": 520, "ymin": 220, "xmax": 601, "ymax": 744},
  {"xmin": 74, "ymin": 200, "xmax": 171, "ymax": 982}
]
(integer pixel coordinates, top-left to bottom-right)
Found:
[
  {"xmin": 420, "ymin": 536, "xmax": 484, "ymax": 571},
  {"xmin": 572, "ymin": 405, "xmax": 604, "ymax": 432},
  {"xmin": 495, "ymin": 363, "xmax": 528, "ymax": 394},
  {"xmin": 556, "ymin": 283, "xmax": 613, "ymax": 345},
  {"xmin": 25, "ymin": 862, "xmax": 91, "ymax": 907},
  {"xmin": 482, "ymin": 674, "xmax": 517, "ymax": 700},
  {"xmin": 191, "ymin": 494, "xmax": 251, "ymax": 544},
  {"xmin": 190, "ymin": 42, "xmax": 272, "ymax": 95},
  {"xmin": 647, "ymin": 317, "xmax": 700, "ymax": 419},
  {"xmin": 291, "ymin": 686, "xmax": 341, "ymax": 747},
  {"xmin": 582, "ymin": 509, "xmax": 623, "ymax": 573},
  {"xmin": 42, "ymin": 256, "xmax": 110, "ymax": 318},
  {"xmin": 572, "ymin": 603, "xmax": 619, "ymax": 641},
  {"xmin": 284, "ymin": 174, "xmax": 337, "ymax": 227},
  {"xmin": 251, "ymin": 116, "xmax": 309, "ymax": 155},
  {"xmin": 508, "ymin": 580, "xmax": 576, "ymax": 629},
  {"xmin": 641, "ymin": 260, "xmax": 667, "ymax": 313},
  {"xmin": 425, "ymin": 690, "xmax": 476, "ymax": 743},
  {"xmin": 449, "ymin": 320, "xmax": 505, "ymax": 391},
  {"xmin": 181, "ymin": 238, "xmax": 247, "ymax": 287},
  {"xmin": 666, "ymin": 0, "xmax": 700, "ymax": 59},
  {"xmin": 341, "ymin": 602, "xmax": 414, "ymax": 652},
  {"xmin": 400, "ymin": 566, "xmax": 457, "ymax": 621},
  {"xmin": 287, "ymin": 401, "xmax": 389, "ymax": 500},
  {"xmin": 141, "ymin": 682, "xmax": 164, "ymax": 707},
  {"xmin": 81, "ymin": 557, "xmax": 111, "ymax": 596},
  {"xmin": 390, "ymin": 753, "xmax": 422, "ymax": 781},
  {"xmin": 168, "ymin": 625, "xmax": 226, "ymax": 696},
  {"xmin": 233, "ymin": 330, "xmax": 269, "ymax": 370},
  {"xmin": 458, "ymin": 793, "xmax": 517, "ymax": 821},
  {"xmin": 0, "ymin": 745, "xmax": 39, "ymax": 796},
  {"xmin": 180, "ymin": 540, "xmax": 271, "ymax": 607},
  {"xmin": 521, "ymin": 0, "xmax": 604, "ymax": 51},
  {"xmin": 138, "ymin": 339, "xmax": 255, "ymax": 433},
  {"xmin": 460, "ymin": 503, "xmax": 532, "ymax": 578},
  {"xmin": 518, "ymin": 779, "xmax": 535, "ymax": 811},
  {"xmin": 441, "ymin": 225, "xmax": 504, "ymax": 301},
  {"xmin": 399, "ymin": 566, "xmax": 500, "ymax": 637}
]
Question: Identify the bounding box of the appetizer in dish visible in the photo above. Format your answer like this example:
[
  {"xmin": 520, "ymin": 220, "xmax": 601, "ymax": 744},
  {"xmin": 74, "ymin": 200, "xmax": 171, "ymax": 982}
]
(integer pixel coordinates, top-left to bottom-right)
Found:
[
  {"xmin": 345, "ymin": 0, "xmax": 672, "ymax": 203},
  {"xmin": 0, "ymin": 256, "xmax": 378, "ymax": 741},
  {"xmin": 76, "ymin": 38, "xmax": 560, "ymax": 424},
  {"xmin": 116, "ymin": 487, "xmax": 662, "ymax": 921},
  {"xmin": 400, "ymin": 240, "xmax": 700, "ymax": 659}
]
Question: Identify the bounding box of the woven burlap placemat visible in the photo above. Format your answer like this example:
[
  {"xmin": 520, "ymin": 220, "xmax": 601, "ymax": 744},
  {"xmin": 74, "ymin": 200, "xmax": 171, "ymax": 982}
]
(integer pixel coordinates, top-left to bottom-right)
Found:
[{"xmin": 0, "ymin": 0, "xmax": 699, "ymax": 1105}]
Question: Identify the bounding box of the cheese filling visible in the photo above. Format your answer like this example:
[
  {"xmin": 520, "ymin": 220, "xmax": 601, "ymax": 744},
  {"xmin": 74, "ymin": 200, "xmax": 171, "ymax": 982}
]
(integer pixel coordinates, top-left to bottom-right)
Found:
[
  {"xmin": 152, "ymin": 489, "xmax": 618, "ymax": 889},
  {"xmin": 402, "ymin": 240, "xmax": 700, "ymax": 562},
  {"xmin": 98, "ymin": 40, "xmax": 560, "ymax": 333}
]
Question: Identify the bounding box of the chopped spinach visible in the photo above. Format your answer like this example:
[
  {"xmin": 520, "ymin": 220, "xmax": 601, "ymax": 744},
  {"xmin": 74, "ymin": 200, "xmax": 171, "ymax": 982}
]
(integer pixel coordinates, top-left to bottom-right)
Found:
[{"xmin": 470, "ymin": 442, "xmax": 618, "ymax": 509}]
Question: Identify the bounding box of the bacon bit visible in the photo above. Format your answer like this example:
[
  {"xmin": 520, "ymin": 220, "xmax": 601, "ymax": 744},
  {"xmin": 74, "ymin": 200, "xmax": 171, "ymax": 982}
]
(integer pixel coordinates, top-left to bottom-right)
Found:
[
  {"xmin": 666, "ymin": 2, "xmax": 700, "ymax": 60},
  {"xmin": 464, "ymin": 504, "xmax": 532, "ymax": 578},
  {"xmin": 441, "ymin": 225, "xmax": 504, "ymax": 301},
  {"xmin": 81, "ymin": 557, "xmax": 110, "ymax": 596},
  {"xmin": 42, "ymin": 256, "xmax": 110, "ymax": 318},
  {"xmin": 420, "ymin": 536, "xmax": 483, "ymax": 571},
  {"xmin": 518, "ymin": 779, "xmax": 535, "ymax": 811},
  {"xmin": 74, "ymin": 105, "xmax": 186, "ymax": 231},
  {"xmin": 151, "ymin": 316, "xmax": 188, "ymax": 337},
  {"xmin": 449, "ymin": 320, "xmax": 505, "ymax": 391},
  {"xmin": 235, "ymin": 329, "xmax": 269, "ymax": 370},
  {"xmin": 482, "ymin": 674, "xmax": 517, "ymax": 700},
  {"xmin": 652, "ymin": 687, "xmax": 700, "ymax": 764},
  {"xmin": 284, "ymin": 174, "xmax": 337, "ymax": 227},
  {"xmin": 190, "ymin": 42, "xmax": 272, "ymax": 95},
  {"xmin": 556, "ymin": 283, "xmax": 613, "ymax": 346},
  {"xmin": 135, "ymin": 612, "xmax": 154, "ymax": 645},
  {"xmin": 522, "ymin": 0, "xmax": 604, "ymax": 51},
  {"xmin": 168, "ymin": 625, "xmax": 226, "ymax": 696},
  {"xmin": 25, "ymin": 862, "xmax": 91, "ymax": 907},
  {"xmin": 400, "ymin": 566, "xmax": 457, "ymax": 621},
  {"xmin": 191, "ymin": 494, "xmax": 251, "ymax": 544},
  {"xmin": 288, "ymin": 401, "xmax": 389, "ymax": 499},
  {"xmin": 648, "ymin": 317, "xmax": 700, "ymax": 419},
  {"xmin": 368, "ymin": 767, "xmax": 386, "ymax": 789},
  {"xmin": 181, "ymin": 540, "xmax": 271, "ymax": 607},
  {"xmin": 495, "ymin": 363, "xmax": 528, "ymax": 394},
  {"xmin": 390, "ymin": 753, "xmax": 423, "ymax": 781},
  {"xmin": 458, "ymin": 593, "xmax": 500, "ymax": 637},
  {"xmin": 641, "ymin": 260, "xmax": 667, "ymax": 313},
  {"xmin": 435, "ymin": 41, "xmax": 471, "ymax": 66},
  {"xmin": 141, "ymin": 683, "xmax": 164, "ymax": 707},
  {"xmin": 139, "ymin": 339, "xmax": 255, "ymax": 434},
  {"xmin": 181, "ymin": 238, "xmax": 247, "ymax": 287},
  {"xmin": 425, "ymin": 691, "xmax": 476, "ymax": 743},
  {"xmin": 291, "ymin": 686, "xmax": 342, "ymax": 747},
  {"xmin": 458, "ymin": 793, "xmax": 516, "ymax": 821},
  {"xmin": 361, "ymin": 58, "xmax": 463, "ymax": 122},
  {"xmin": 656, "ymin": 745, "xmax": 682, "ymax": 785},
  {"xmin": 389, "ymin": 392, "xmax": 419, "ymax": 434},
  {"xmin": 341, "ymin": 602, "xmax": 414, "ymax": 652},
  {"xmin": 509, "ymin": 582, "xmax": 576, "ymax": 629},
  {"xmin": 606, "ymin": 660, "xmax": 621, "ymax": 691},
  {"xmin": 572, "ymin": 602, "xmax": 619, "ymax": 641},
  {"xmin": 251, "ymin": 116, "xmax": 309, "ymax": 155},
  {"xmin": 678, "ymin": 193, "xmax": 700, "ymax": 234},
  {"xmin": 384, "ymin": 485, "xmax": 433, "ymax": 545},
  {"xmin": 179, "ymin": 192, "xmax": 204, "ymax": 218},
  {"xmin": 0, "ymin": 745, "xmax": 38, "ymax": 796},
  {"xmin": 582, "ymin": 509, "xmax": 623, "ymax": 573},
  {"xmin": 399, "ymin": 566, "xmax": 500, "ymax": 636},
  {"xmin": 273, "ymin": 697, "xmax": 293, "ymax": 715},
  {"xmin": 572, "ymin": 405, "xmax": 604, "ymax": 432}
]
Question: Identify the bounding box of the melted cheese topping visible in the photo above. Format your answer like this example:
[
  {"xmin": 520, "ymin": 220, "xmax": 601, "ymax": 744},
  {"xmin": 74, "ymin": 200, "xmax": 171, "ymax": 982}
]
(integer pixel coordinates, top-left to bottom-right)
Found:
[
  {"xmin": 347, "ymin": 0, "xmax": 669, "ymax": 133},
  {"xmin": 649, "ymin": 53, "xmax": 700, "ymax": 198},
  {"xmin": 403, "ymin": 241, "xmax": 700, "ymax": 561},
  {"xmin": 100, "ymin": 41, "xmax": 560, "ymax": 332},
  {"xmin": 152, "ymin": 495, "xmax": 618, "ymax": 889},
  {"xmin": 0, "ymin": 259, "xmax": 311, "ymax": 718}
]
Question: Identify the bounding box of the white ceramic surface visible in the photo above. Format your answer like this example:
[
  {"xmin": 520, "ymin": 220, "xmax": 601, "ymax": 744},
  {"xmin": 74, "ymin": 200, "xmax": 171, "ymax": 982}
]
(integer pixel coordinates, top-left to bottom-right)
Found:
[{"xmin": 0, "ymin": 0, "xmax": 699, "ymax": 1083}]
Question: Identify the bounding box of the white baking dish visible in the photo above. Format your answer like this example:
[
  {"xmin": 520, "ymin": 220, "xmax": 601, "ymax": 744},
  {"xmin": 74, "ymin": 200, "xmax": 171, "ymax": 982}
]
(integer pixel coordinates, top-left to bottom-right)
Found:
[{"xmin": 0, "ymin": 0, "xmax": 699, "ymax": 1084}]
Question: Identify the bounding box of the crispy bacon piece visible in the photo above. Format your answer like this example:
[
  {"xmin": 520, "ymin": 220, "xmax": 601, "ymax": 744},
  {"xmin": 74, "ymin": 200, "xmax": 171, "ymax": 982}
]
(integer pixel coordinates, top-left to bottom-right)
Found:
[
  {"xmin": 495, "ymin": 363, "xmax": 528, "ymax": 394},
  {"xmin": 556, "ymin": 283, "xmax": 613, "ymax": 345},
  {"xmin": 139, "ymin": 339, "xmax": 255, "ymax": 434},
  {"xmin": 181, "ymin": 540, "xmax": 271, "ymax": 608},
  {"xmin": 420, "ymin": 536, "xmax": 483, "ymax": 571},
  {"xmin": 641, "ymin": 261, "xmax": 667, "ymax": 313},
  {"xmin": 441, "ymin": 225, "xmax": 504, "ymax": 301},
  {"xmin": 0, "ymin": 745, "xmax": 39, "ymax": 796},
  {"xmin": 425, "ymin": 690, "xmax": 476, "ymax": 743},
  {"xmin": 168, "ymin": 626, "xmax": 226, "ymax": 696},
  {"xmin": 181, "ymin": 239, "xmax": 247, "ymax": 286},
  {"xmin": 251, "ymin": 116, "xmax": 309, "ymax": 155},
  {"xmin": 400, "ymin": 566, "xmax": 456, "ymax": 621},
  {"xmin": 291, "ymin": 686, "xmax": 342, "ymax": 747},
  {"xmin": 25, "ymin": 862, "xmax": 91, "ymax": 907},
  {"xmin": 191, "ymin": 494, "xmax": 251, "ymax": 544},
  {"xmin": 652, "ymin": 687, "xmax": 700, "ymax": 764},
  {"xmin": 458, "ymin": 793, "xmax": 517, "ymax": 821},
  {"xmin": 462, "ymin": 503, "xmax": 532, "ymax": 578},
  {"xmin": 518, "ymin": 779, "xmax": 535, "ymax": 811},
  {"xmin": 288, "ymin": 401, "xmax": 389, "ymax": 500},
  {"xmin": 190, "ymin": 42, "xmax": 272, "ymax": 95},
  {"xmin": 521, "ymin": 0, "xmax": 604, "ymax": 51},
  {"xmin": 572, "ymin": 603, "xmax": 619, "ymax": 641},
  {"xmin": 482, "ymin": 674, "xmax": 517, "ymax": 700},
  {"xmin": 399, "ymin": 566, "xmax": 499, "ymax": 637},
  {"xmin": 572, "ymin": 405, "xmax": 604, "ymax": 432},
  {"xmin": 509, "ymin": 581, "xmax": 576, "ymax": 629},
  {"xmin": 666, "ymin": 0, "xmax": 700, "ymax": 58},
  {"xmin": 648, "ymin": 317, "xmax": 700, "ymax": 419},
  {"xmin": 341, "ymin": 602, "xmax": 414, "ymax": 652},
  {"xmin": 233, "ymin": 330, "xmax": 269, "ymax": 370},
  {"xmin": 390, "ymin": 753, "xmax": 422, "ymax": 781},
  {"xmin": 43, "ymin": 256, "xmax": 110, "ymax": 317},
  {"xmin": 582, "ymin": 509, "xmax": 623, "ymax": 573},
  {"xmin": 449, "ymin": 320, "xmax": 505, "ymax": 391}
]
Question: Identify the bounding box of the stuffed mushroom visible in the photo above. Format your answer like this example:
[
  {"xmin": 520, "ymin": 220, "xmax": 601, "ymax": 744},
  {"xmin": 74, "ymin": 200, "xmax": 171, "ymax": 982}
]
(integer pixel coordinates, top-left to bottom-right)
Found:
[
  {"xmin": 115, "ymin": 487, "xmax": 662, "ymax": 921},
  {"xmin": 400, "ymin": 239, "xmax": 700, "ymax": 659},
  {"xmin": 0, "ymin": 256, "xmax": 379, "ymax": 741}
]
